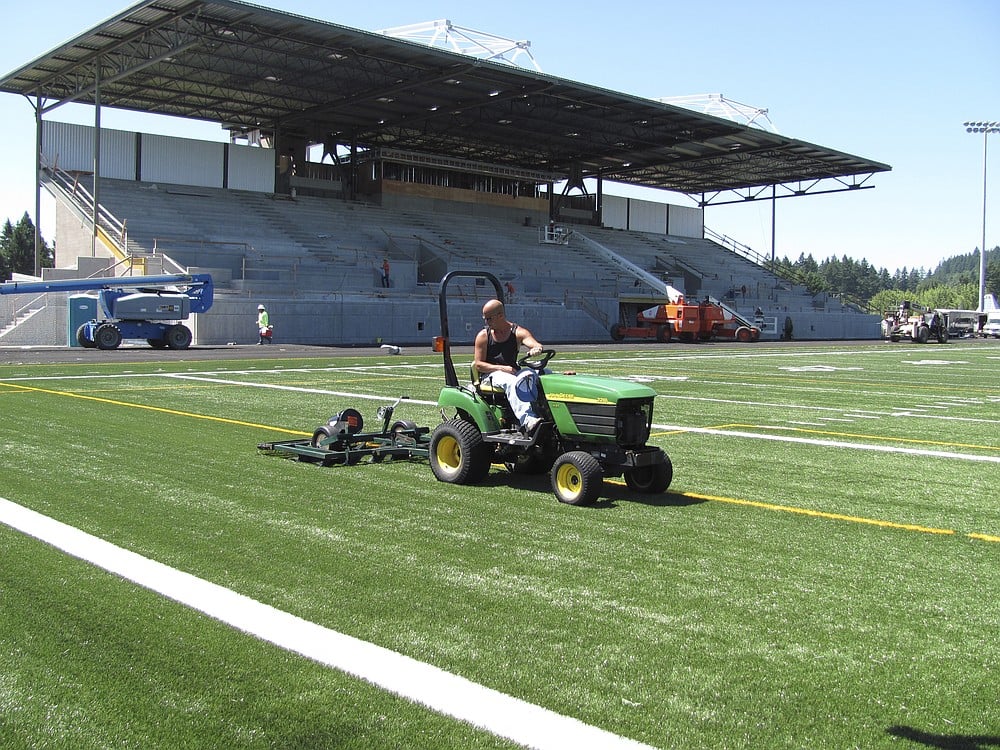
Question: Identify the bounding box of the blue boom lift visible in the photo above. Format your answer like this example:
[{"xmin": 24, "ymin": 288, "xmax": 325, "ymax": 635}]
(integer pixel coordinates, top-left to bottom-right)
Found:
[{"xmin": 0, "ymin": 273, "xmax": 213, "ymax": 350}]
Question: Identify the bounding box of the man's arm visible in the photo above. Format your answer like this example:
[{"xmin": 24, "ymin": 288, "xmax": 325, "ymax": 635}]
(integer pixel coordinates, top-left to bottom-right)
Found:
[{"xmin": 517, "ymin": 326, "xmax": 543, "ymax": 356}]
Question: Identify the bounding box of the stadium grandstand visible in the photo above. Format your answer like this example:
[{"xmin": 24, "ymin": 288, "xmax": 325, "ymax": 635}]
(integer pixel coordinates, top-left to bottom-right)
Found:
[{"xmin": 0, "ymin": 0, "xmax": 891, "ymax": 347}]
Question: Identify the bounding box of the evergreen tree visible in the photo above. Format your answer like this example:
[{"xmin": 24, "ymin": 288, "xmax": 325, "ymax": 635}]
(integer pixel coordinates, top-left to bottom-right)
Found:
[{"xmin": 0, "ymin": 213, "xmax": 53, "ymax": 279}]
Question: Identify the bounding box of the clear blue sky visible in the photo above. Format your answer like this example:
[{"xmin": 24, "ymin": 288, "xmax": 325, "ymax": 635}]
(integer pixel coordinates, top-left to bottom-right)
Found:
[{"xmin": 1, "ymin": 0, "xmax": 997, "ymax": 274}]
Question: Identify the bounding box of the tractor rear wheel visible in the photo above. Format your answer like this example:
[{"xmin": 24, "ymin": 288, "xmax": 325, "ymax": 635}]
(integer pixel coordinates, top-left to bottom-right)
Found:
[
  {"xmin": 610, "ymin": 323, "xmax": 625, "ymax": 342},
  {"xmin": 551, "ymin": 451, "xmax": 603, "ymax": 505},
  {"xmin": 430, "ymin": 419, "xmax": 492, "ymax": 485},
  {"xmin": 915, "ymin": 325, "xmax": 930, "ymax": 344},
  {"xmin": 624, "ymin": 451, "xmax": 673, "ymax": 493},
  {"xmin": 655, "ymin": 324, "xmax": 671, "ymax": 343}
]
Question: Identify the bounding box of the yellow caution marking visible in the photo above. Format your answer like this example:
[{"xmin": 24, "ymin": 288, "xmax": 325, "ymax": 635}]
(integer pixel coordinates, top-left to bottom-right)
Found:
[{"xmin": 0, "ymin": 381, "xmax": 307, "ymax": 436}]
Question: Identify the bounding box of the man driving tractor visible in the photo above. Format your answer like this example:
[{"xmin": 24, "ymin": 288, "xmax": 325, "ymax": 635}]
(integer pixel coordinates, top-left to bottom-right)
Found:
[{"xmin": 473, "ymin": 299, "xmax": 544, "ymax": 434}]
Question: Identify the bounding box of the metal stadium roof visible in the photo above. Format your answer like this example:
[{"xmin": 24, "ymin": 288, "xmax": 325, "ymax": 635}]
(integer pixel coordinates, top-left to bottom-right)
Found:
[{"xmin": 0, "ymin": 0, "xmax": 890, "ymax": 200}]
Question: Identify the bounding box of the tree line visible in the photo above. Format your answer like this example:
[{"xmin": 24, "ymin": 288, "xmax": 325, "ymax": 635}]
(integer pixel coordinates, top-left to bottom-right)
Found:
[
  {"xmin": 772, "ymin": 247, "xmax": 1000, "ymax": 312},
  {"xmin": 1, "ymin": 213, "xmax": 54, "ymax": 280}
]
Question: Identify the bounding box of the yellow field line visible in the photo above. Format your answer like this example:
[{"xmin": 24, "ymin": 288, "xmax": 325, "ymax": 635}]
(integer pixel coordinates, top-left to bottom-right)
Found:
[
  {"xmin": 8, "ymin": 380, "xmax": 998, "ymax": 543},
  {"xmin": 679, "ymin": 489, "xmax": 999, "ymax": 544},
  {"xmin": 0, "ymin": 381, "xmax": 308, "ymax": 436}
]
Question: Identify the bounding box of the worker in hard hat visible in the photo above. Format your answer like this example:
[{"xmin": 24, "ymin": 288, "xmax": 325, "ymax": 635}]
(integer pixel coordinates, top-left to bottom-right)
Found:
[{"xmin": 256, "ymin": 304, "xmax": 272, "ymax": 344}]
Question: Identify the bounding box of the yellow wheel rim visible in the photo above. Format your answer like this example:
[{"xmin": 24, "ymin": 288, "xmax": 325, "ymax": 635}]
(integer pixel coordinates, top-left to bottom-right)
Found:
[
  {"xmin": 435, "ymin": 435, "xmax": 461, "ymax": 473},
  {"xmin": 555, "ymin": 462, "xmax": 582, "ymax": 501}
]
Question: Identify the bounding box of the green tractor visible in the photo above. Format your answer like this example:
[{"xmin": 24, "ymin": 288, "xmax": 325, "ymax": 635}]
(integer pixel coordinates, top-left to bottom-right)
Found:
[{"xmin": 429, "ymin": 270, "xmax": 673, "ymax": 505}]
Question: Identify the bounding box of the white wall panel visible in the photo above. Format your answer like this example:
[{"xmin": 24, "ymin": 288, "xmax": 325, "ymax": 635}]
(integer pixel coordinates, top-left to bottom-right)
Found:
[
  {"xmin": 602, "ymin": 195, "xmax": 628, "ymax": 229},
  {"xmin": 41, "ymin": 121, "xmax": 136, "ymax": 179},
  {"xmin": 228, "ymin": 143, "xmax": 275, "ymax": 192},
  {"xmin": 140, "ymin": 134, "xmax": 223, "ymax": 187},
  {"xmin": 627, "ymin": 197, "xmax": 667, "ymax": 233},
  {"xmin": 668, "ymin": 204, "xmax": 703, "ymax": 238}
]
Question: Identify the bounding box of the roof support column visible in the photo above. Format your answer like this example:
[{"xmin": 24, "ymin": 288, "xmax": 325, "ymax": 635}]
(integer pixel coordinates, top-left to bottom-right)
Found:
[
  {"xmin": 33, "ymin": 97, "xmax": 42, "ymax": 276},
  {"xmin": 771, "ymin": 184, "xmax": 776, "ymax": 266},
  {"xmin": 596, "ymin": 173, "xmax": 603, "ymax": 227},
  {"xmin": 92, "ymin": 60, "xmax": 102, "ymax": 259},
  {"xmin": 350, "ymin": 133, "xmax": 358, "ymax": 202}
]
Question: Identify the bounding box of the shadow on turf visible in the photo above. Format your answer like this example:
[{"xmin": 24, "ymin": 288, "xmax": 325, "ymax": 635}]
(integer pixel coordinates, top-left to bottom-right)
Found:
[
  {"xmin": 480, "ymin": 471, "xmax": 705, "ymax": 509},
  {"xmin": 887, "ymin": 726, "xmax": 1000, "ymax": 749}
]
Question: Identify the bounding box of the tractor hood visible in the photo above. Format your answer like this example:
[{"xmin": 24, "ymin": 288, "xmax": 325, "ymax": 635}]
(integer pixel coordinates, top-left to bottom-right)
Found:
[{"xmin": 539, "ymin": 374, "xmax": 656, "ymax": 404}]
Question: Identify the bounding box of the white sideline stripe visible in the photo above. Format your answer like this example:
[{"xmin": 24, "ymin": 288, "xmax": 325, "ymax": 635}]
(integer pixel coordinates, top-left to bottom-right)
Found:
[
  {"xmin": 164, "ymin": 373, "xmax": 439, "ymax": 405},
  {"xmin": 0, "ymin": 498, "xmax": 655, "ymax": 750},
  {"xmin": 655, "ymin": 424, "xmax": 1000, "ymax": 463}
]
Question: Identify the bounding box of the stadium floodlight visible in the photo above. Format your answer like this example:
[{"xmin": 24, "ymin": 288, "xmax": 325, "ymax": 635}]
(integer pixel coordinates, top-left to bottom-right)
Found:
[{"xmin": 964, "ymin": 121, "xmax": 1000, "ymax": 312}]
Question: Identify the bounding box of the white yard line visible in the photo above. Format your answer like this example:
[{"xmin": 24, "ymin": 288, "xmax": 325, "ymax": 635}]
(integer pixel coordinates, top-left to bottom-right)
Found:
[
  {"xmin": 655, "ymin": 424, "xmax": 1000, "ymax": 463},
  {"xmin": 0, "ymin": 497, "xmax": 656, "ymax": 750},
  {"xmin": 163, "ymin": 373, "xmax": 439, "ymax": 405}
]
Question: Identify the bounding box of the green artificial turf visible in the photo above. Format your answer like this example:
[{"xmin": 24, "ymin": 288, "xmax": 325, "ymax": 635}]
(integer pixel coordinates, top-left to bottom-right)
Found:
[{"xmin": 1, "ymin": 342, "xmax": 997, "ymax": 749}]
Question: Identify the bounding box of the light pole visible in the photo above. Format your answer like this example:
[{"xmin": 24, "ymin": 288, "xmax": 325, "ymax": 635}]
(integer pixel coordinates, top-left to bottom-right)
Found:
[{"xmin": 964, "ymin": 121, "xmax": 999, "ymax": 313}]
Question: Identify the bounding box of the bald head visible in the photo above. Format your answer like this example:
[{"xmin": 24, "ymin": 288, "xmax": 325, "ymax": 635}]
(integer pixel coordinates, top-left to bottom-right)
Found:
[{"xmin": 482, "ymin": 299, "xmax": 505, "ymax": 321}]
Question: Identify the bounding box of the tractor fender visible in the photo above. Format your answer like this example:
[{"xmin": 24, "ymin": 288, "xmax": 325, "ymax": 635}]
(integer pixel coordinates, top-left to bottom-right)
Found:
[{"xmin": 437, "ymin": 386, "xmax": 501, "ymax": 433}]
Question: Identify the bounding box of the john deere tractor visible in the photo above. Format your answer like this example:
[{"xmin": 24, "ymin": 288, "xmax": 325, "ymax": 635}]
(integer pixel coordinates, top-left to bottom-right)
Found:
[{"xmin": 429, "ymin": 270, "xmax": 672, "ymax": 505}]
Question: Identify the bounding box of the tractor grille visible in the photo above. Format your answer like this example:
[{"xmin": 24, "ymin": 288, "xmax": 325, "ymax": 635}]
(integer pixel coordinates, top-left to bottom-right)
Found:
[
  {"xmin": 566, "ymin": 397, "xmax": 653, "ymax": 447},
  {"xmin": 565, "ymin": 402, "xmax": 617, "ymax": 437},
  {"xmin": 616, "ymin": 397, "xmax": 654, "ymax": 447}
]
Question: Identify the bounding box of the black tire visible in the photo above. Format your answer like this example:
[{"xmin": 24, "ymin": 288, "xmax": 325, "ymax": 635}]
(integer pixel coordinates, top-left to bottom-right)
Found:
[
  {"xmin": 914, "ymin": 325, "xmax": 930, "ymax": 344},
  {"xmin": 311, "ymin": 425, "xmax": 361, "ymax": 465},
  {"xmin": 312, "ymin": 425, "xmax": 339, "ymax": 448},
  {"xmin": 429, "ymin": 419, "xmax": 492, "ymax": 485},
  {"xmin": 937, "ymin": 328, "xmax": 949, "ymax": 344},
  {"xmin": 736, "ymin": 326, "xmax": 752, "ymax": 343},
  {"xmin": 95, "ymin": 323, "xmax": 122, "ymax": 350},
  {"xmin": 655, "ymin": 324, "xmax": 671, "ymax": 343},
  {"xmin": 147, "ymin": 338, "xmax": 169, "ymax": 349},
  {"xmin": 76, "ymin": 324, "xmax": 96, "ymax": 348},
  {"xmin": 390, "ymin": 419, "xmax": 417, "ymax": 435},
  {"xmin": 165, "ymin": 324, "xmax": 193, "ymax": 350},
  {"xmin": 610, "ymin": 323, "xmax": 625, "ymax": 342},
  {"xmin": 550, "ymin": 451, "xmax": 603, "ymax": 505},
  {"xmin": 624, "ymin": 451, "xmax": 673, "ymax": 493}
]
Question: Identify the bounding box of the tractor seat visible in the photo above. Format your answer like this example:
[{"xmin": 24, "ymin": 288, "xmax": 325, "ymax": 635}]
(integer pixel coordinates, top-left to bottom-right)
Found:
[{"xmin": 470, "ymin": 365, "xmax": 507, "ymax": 404}]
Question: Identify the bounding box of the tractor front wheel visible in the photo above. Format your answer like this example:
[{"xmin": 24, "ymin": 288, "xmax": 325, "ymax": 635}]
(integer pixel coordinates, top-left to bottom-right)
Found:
[
  {"xmin": 430, "ymin": 419, "xmax": 492, "ymax": 485},
  {"xmin": 551, "ymin": 451, "xmax": 603, "ymax": 505},
  {"xmin": 624, "ymin": 451, "xmax": 673, "ymax": 493}
]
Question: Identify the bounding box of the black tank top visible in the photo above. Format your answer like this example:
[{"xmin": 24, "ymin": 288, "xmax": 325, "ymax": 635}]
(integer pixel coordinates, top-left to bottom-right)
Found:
[{"xmin": 486, "ymin": 324, "xmax": 519, "ymax": 366}]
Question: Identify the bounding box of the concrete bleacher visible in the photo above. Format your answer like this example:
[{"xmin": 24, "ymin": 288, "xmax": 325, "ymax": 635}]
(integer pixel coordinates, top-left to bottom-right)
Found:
[
  {"xmin": 582, "ymin": 227, "xmax": 855, "ymax": 318},
  {"xmin": 22, "ymin": 177, "xmax": 879, "ymax": 346},
  {"xmin": 98, "ymin": 180, "xmax": 390, "ymax": 295}
]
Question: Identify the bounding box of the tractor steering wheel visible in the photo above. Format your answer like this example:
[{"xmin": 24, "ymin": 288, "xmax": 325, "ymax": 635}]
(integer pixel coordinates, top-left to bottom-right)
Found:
[{"xmin": 518, "ymin": 349, "xmax": 556, "ymax": 371}]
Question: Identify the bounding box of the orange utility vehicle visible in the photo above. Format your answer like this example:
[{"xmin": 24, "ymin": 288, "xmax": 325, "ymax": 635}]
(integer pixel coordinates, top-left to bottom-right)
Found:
[{"xmin": 611, "ymin": 289, "xmax": 760, "ymax": 343}]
